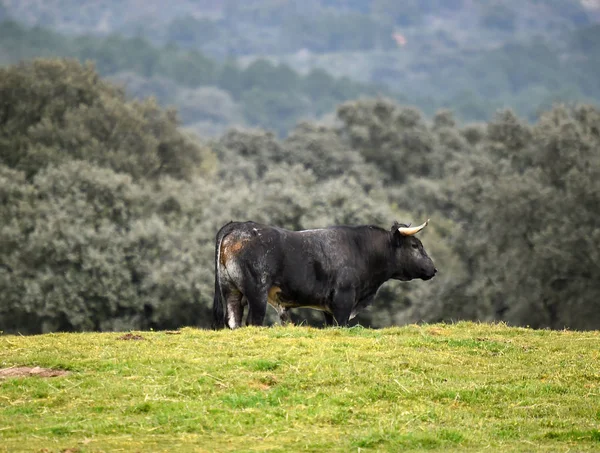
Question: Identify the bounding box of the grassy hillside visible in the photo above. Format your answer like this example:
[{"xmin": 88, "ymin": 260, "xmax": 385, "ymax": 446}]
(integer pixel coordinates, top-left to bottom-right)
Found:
[{"xmin": 1, "ymin": 323, "xmax": 599, "ymax": 452}]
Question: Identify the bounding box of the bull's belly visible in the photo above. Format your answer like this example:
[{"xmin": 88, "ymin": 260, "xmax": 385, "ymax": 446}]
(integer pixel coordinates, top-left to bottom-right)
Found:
[{"xmin": 267, "ymin": 286, "xmax": 331, "ymax": 313}]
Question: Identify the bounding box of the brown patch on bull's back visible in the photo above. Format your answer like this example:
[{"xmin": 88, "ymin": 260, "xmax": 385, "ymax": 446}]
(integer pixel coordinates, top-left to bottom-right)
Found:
[{"xmin": 220, "ymin": 234, "xmax": 250, "ymax": 266}]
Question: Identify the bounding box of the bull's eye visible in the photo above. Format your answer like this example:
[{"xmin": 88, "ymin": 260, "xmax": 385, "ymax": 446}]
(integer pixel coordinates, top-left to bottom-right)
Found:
[{"xmin": 411, "ymin": 243, "xmax": 418, "ymax": 250}]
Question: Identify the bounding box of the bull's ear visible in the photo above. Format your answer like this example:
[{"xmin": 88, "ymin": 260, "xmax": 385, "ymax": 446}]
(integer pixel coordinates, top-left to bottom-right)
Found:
[
  {"xmin": 397, "ymin": 219, "xmax": 429, "ymax": 236},
  {"xmin": 390, "ymin": 221, "xmax": 409, "ymax": 232}
]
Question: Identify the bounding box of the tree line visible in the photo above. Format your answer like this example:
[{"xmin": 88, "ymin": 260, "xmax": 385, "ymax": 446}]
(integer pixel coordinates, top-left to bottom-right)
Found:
[
  {"xmin": 3, "ymin": 16, "xmax": 600, "ymax": 138},
  {"xmin": 0, "ymin": 20, "xmax": 387, "ymax": 137},
  {"xmin": 1, "ymin": 59, "xmax": 598, "ymax": 333}
]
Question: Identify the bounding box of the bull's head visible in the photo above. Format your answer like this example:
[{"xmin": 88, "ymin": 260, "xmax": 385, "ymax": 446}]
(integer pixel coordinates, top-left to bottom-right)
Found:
[{"xmin": 391, "ymin": 219, "xmax": 437, "ymax": 281}]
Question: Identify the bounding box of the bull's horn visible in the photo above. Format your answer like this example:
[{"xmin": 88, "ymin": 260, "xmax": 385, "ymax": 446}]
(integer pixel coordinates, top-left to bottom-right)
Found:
[{"xmin": 397, "ymin": 219, "xmax": 430, "ymax": 236}]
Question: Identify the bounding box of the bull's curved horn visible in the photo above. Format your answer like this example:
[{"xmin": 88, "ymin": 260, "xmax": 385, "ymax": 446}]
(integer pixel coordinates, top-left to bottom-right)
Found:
[{"xmin": 397, "ymin": 219, "xmax": 430, "ymax": 236}]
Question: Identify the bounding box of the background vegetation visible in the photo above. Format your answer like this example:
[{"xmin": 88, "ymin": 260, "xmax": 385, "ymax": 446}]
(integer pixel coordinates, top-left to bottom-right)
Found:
[
  {"xmin": 1, "ymin": 57, "xmax": 598, "ymax": 334},
  {"xmin": 0, "ymin": 20, "xmax": 386, "ymax": 137},
  {"xmin": 0, "ymin": 1, "xmax": 599, "ymax": 333},
  {"xmin": 2, "ymin": 0, "xmax": 600, "ymax": 132}
]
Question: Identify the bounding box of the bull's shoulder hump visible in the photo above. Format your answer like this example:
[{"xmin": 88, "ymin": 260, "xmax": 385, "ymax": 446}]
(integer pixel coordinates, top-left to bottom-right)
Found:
[
  {"xmin": 297, "ymin": 225, "xmax": 387, "ymax": 236},
  {"xmin": 296, "ymin": 228, "xmax": 328, "ymax": 234}
]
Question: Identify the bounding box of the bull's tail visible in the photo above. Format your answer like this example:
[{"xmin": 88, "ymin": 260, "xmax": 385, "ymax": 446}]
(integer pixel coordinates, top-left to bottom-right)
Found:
[
  {"xmin": 212, "ymin": 277, "xmax": 225, "ymax": 330},
  {"xmin": 211, "ymin": 222, "xmax": 235, "ymax": 330}
]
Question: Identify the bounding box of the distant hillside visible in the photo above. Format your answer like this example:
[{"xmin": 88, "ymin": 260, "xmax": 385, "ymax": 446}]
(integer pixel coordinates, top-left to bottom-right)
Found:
[
  {"xmin": 2, "ymin": 14, "xmax": 600, "ymax": 129},
  {"xmin": 2, "ymin": 0, "xmax": 600, "ymax": 128},
  {"xmin": 2, "ymin": 0, "xmax": 597, "ymax": 55},
  {"xmin": 0, "ymin": 21, "xmax": 389, "ymax": 136}
]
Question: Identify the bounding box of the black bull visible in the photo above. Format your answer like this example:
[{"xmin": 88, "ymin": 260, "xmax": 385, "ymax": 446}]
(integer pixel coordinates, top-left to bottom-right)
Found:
[{"xmin": 212, "ymin": 220, "xmax": 436, "ymax": 329}]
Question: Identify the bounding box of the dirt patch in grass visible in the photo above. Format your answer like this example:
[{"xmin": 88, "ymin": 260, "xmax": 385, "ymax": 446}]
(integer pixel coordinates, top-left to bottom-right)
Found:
[
  {"xmin": 39, "ymin": 448, "xmax": 80, "ymax": 453},
  {"xmin": 0, "ymin": 366, "xmax": 69, "ymax": 379},
  {"xmin": 117, "ymin": 333, "xmax": 145, "ymax": 341}
]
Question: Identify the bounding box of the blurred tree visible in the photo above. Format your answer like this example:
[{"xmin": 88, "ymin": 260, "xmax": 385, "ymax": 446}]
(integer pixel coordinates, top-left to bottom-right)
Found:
[
  {"xmin": 0, "ymin": 58, "xmax": 213, "ymax": 181},
  {"xmin": 0, "ymin": 3, "xmax": 8, "ymax": 21},
  {"xmin": 2, "ymin": 55, "xmax": 599, "ymax": 333},
  {"xmin": 157, "ymin": 49, "xmax": 217, "ymax": 87},
  {"xmin": 174, "ymin": 86, "xmax": 243, "ymax": 126},
  {"xmin": 215, "ymin": 127, "xmax": 283, "ymax": 181},
  {"xmin": 0, "ymin": 161, "xmax": 219, "ymax": 333},
  {"xmin": 445, "ymin": 105, "xmax": 600, "ymax": 329},
  {"xmin": 337, "ymin": 99, "xmax": 436, "ymax": 183},
  {"xmin": 0, "ymin": 21, "xmax": 396, "ymax": 137},
  {"xmin": 282, "ymin": 121, "xmax": 382, "ymax": 188},
  {"xmin": 241, "ymin": 59, "xmax": 299, "ymax": 93},
  {"xmin": 302, "ymin": 68, "xmax": 335, "ymax": 101},
  {"xmin": 281, "ymin": 12, "xmax": 389, "ymax": 52},
  {"xmin": 241, "ymin": 88, "xmax": 309, "ymax": 135},
  {"xmin": 481, "ymin": 4, "xmax": 517, "ymax": 31},
  {"xmin": 217, "ymin": 60, "xmax": 244, "ymax": 99},
  {"xmin": 165, "ymin": 16, "xmax": 220, "ymax": 49}
]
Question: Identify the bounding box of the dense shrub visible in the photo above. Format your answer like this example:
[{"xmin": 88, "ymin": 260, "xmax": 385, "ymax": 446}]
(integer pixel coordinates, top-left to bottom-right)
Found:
[
  {"xmin": 0, "ymin": 59, "xmax": 212, "ymax": 181},
  {"xmin": 1, "ymin": 58, "xmax": 598, "ymax": 332}
]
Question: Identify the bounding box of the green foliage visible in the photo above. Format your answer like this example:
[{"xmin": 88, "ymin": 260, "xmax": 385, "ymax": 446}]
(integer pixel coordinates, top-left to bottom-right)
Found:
[
  {"xmin": 0, "ymin": 59, "xmax": 216, "ymax": 333},
  {"xmin": 3, "ymin": 1, "xmax": 597, "ymax": 119},
  {"xmin": 281, "ymin": 12, "xmax": 393, "ymax": 52},
  {"xmin": 240, "ymin": 88, "xmax": 309, "ymax": 136},
  {"xmin": 337, "ymin": 99, "xmax": 438, "ymax": 183},
  {"xmin": 446, "ymin": 105, "xmax": 600, "ymax": 329},
  {"xmin": 0, "ymin": 59, "xmax": 422, "ymax": 333},
  {"xmin": 4, "ymin": 4, "xmax": 600, "ymax": 134},
  {"xmin": 1, "ymin": 57, "xmax": 599, "ymax": 333},
  {"xmin": 165, "ymin": 16, "xmax": 220, "ymax": 49},
  {"xmin": 331, "ymin": 99, "xmax": 600, "ymax": 330},
  {"xmin": 282, "ymin": 122, "xmax": 376, "ymax": 184},
  {"xmin": 240, "ymin": 59, "xmax": 300, "ymax": 94},
  {"xmin": 481, "ymin": 4, "xmax": 517, "ymax": 31},
  {"xmin": 0, "ymin": 162, "xmax": 216, "ymax": 333},
  {"xmin": 0, "ymin": 58, "xmax": 210, "ymax": 181},
  {"xmin": 0, "ymin": 21, "xmax": 387, "ymax": 137}
]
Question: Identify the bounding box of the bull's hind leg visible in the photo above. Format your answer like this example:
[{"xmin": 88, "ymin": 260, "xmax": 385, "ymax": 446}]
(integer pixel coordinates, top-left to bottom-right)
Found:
[{"xmin": 223, "ymin": 288, "xmax": 244, "ymax": 329}]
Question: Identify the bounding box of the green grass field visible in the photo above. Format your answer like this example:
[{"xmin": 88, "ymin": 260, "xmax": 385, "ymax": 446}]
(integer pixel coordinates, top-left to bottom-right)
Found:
[{"xmin": 1, "ymin": 322, "xmax": 599, "ymax": 452}]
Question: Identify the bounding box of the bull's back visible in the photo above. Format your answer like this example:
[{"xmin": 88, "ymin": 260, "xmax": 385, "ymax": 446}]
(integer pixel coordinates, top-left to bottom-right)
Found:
[{"xmin": 217, "ymin": 223, "xmax": 337, "ymax": 302}]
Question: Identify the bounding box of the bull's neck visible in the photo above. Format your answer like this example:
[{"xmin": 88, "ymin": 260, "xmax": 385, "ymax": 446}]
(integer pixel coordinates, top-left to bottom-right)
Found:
[
  {"xmin": 352, "ymin": 235, "xmax": 393, "ymax": 303},
  {"xmin": 355, "ymin": 228, "xmax": 397, "ymax": 283}
]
